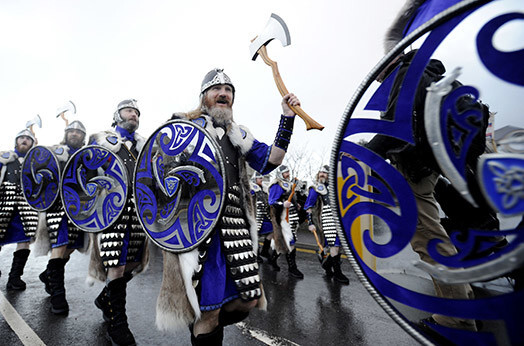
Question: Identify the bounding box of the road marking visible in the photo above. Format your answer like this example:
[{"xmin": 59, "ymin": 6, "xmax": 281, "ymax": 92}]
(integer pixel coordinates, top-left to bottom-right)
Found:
[
  {"xmin": 236, "ymin": 322, "xmax": 300, "ymax": 346},
  {"xmin": 0, "ymin": 292, "xmax": 46, "ymax": 346}
]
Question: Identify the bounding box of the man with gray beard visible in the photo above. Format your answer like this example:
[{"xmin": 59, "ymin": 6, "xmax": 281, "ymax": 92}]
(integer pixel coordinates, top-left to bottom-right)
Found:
[{"xmin": 158, "ymin": 68, "xmax": 300, "ymax": 345}]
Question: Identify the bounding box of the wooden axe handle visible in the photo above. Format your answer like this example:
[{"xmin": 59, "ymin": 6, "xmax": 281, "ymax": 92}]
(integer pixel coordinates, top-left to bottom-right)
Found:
[
  {"xmin": 285, "ymin": 180, "xmax": 297, "ymax": 223},
  {"xmin": 257, "ymin": 45, "xmax": 324, "ymax": 131},
  {"xmin": 311, "ymin": 228, "xmax": 324, "ymax": 253}
]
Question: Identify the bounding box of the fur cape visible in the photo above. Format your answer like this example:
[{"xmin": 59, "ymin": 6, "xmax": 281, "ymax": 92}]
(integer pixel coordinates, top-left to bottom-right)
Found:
[
  {"xmin": 268, "ymin": 179, "xmax": 294, "ymax": 254},
  {"xmin": 84, "ymin": 130, "xmax": 149, "ymax": 285},
  {"xmin": 33, "ymin": 145, "xmax": 90, "ymax": 257},
  {"xmin": 156, "ymin": 115, "xmax": 267, "ymax": 332},
  {"xmin": 384, "ymin": 0, "xmax": 426, "ymax": 54},
  {"xmin": 0, "ymin": 150, "xmax": 41, "ymax": 247},
  {"xmin": 0, "ymin": 150, "xmax": 17, "ymax": 186}
]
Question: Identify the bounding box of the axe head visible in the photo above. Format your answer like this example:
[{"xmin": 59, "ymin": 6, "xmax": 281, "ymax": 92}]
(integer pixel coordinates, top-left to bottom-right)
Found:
[
  {"xmin": 250, "ymin": 13, "xmax": 291, "ymax": 61},
  {"xmin": 56, "ymin": 100, "xmax": 77, "ymax": 118},
  {"xmin": 26, "ymin": 114, "xmax": 42, "ymax": 130}
]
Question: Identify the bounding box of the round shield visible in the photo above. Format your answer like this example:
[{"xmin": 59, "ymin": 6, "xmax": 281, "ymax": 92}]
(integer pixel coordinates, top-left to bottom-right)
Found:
[
  {"xmin": 60, "ymin": 145, "xmax": 128, "ymax": 232},
  {"xmin": 20, "ymin": 145, "xmax": 61, "ymax": 211},
  {"xmin": 331, "ymin": 0, "xmax": 524, "ymax": 344},
  {"xmin": 134, "ymin": 119, "xmax": 226, "ymax": 253}
]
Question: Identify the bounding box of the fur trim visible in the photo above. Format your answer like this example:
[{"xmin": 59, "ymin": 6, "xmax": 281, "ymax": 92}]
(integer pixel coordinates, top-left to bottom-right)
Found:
[
  {"xmin": 49, "ymin": 145, "xmax": 70, "ymax": 162},
  {"xmin": 156, "ymin": 250, "xmax": 200, "ymax": 331},
  {"xmin": 0, "ymin": 151, "xmax": 16, "ymax": 185},
  {"xmin": 135, "ymin": 133, "xmax": 146, "ymax": 152},
  {"xmin": 0, "ymin": 151, "xmax": 17, "ymax": 165},
  {"xmin": 86, "ymin": 233, "xmax": 106, "ymax": 286},
  {"xmin": 88, "ymin": 131, "xmax": 122, "ymax": 152},
  {"xmin": 270, "ymin": 206, "xmax": 292, "ymax": 254},
  {"xmin": 256, "ymin": 283, "xmax": 267, "ymax": 310},
  {"xmin": 32, "ymin": 212, "xmax": 51, "ymax": 257},
  {"xmin": 384, "ymin": 0, "xmax": 426, "ymax": 54},
  {"xmin": 229, "ymin": 124, "xmax": 254, "ymax": 155},
  {"xmin": 86, "ymin": 233, "xmax": 150, "ymax": 285}
]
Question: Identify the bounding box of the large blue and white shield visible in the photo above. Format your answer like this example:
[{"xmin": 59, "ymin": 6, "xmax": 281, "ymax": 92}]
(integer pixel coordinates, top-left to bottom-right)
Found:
[
  {"xmin": 134, "ymin": 119, "xmax": 226, "ymax": 253},
  {"xmin": 60, "ymin": 145, "xmax": 128, "ymax": 232},
  {"xmin": 21, "ymin": 145, "xmax": 61, "ymax": 211},
  {"xmin": 331, "ymin": 0, "xmax": 524, "ymax": 344}
]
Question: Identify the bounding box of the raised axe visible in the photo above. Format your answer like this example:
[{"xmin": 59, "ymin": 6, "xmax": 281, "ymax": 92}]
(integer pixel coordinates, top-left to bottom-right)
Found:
[
  {"xmin": 25, "ymin": 114, "xmax": 42, "ymax": 137},
  {"xmin": 56, "ymin": 100, "xmax": 77, "ymax": 126},
  {"xmin": 250, "ymin": 13, "xmax": 324, "ymax": 131}
]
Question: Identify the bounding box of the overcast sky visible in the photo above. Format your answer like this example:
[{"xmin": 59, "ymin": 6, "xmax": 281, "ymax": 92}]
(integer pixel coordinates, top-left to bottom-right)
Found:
[{"xmin": 0, "ymin": 0, "xmax": 406, "ymax": 171}]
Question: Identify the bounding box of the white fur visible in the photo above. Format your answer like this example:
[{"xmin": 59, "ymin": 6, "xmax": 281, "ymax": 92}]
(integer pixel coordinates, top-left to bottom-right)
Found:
[
  {"xmin": 32, "ymin": 212, "xmax": 51, "ymax": 257},
  {"xmin": 229, "ymin": 124, "xmax": 254, "ymax": 155},
  {"xmin": 280, "ymin": 212, "xmax": 293, "ymax": 253},
  {"xmin": 246, "ymin": 211, "xmax": 259, "ymax": 254},
  {"xmin": 178, "ymin": 250, "xmax": 201, "ymax": 320},
  {"xmin": 0, "ymin": 151, "xmax": 16, "ymax": 185}
]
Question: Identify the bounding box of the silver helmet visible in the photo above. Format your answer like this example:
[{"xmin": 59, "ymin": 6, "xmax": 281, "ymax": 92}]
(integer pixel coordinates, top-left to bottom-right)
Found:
[
  {"xmin": 113, "ymin": 99, "xmax": 140, "ymax": 126},
  {"xmin": 319, "ymin": 165, "xmax": 329, "ymax": 174},
  {"xmin": 65, "ymin": 120, "xmax": 86, "ymax": 135},
  {"xmin": 200, "ymin": 68, "xmax": 235, "ymax": 95},
  {"xmin": 15, "ymin": 128, "xmax": 36, "ymax": 145},
  {"xmin": 276, "ymin": 165, "xmax": 290, "ymax": 181}
]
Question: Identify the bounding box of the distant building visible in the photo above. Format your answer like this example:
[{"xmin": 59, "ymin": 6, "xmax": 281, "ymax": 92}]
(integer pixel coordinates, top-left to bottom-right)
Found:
[{"xmin": 494, "ymin": 125, "xmax": 524, "ymax": 153}]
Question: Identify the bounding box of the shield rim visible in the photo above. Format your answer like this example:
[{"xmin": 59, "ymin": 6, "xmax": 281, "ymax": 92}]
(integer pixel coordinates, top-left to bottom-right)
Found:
[
  {"xmin": 20, "ymin": 145, "xmax": 61, "ymax": 211},
  {"xmin": 329, "ymin": 0, "xmax": 493, "ymax": 344},
  {"xmin": 60, "ymin": 144, "xmax": 128, "ymax": 233},
  {"xmin": 133, "ymin": 118, "xmax": 227, "ymax": 253}
]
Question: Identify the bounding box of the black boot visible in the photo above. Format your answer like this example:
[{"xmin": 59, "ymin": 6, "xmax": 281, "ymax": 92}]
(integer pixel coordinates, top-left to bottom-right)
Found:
[
  {"xmin": 95, "ymin": 272, "xmax": 133, "ymax": 322},
  {"xmin": 47, "ymin": 258, "xmax": 69, "ymax": 314},
  {"xmin": 332, "ymin": 254, "xmax": 349, "ymax": 284},
  {"xmin": 260, "ymin": 238, "xmax": 271, "ymax": 260},
  {"xmin": 268, "ymin": 250, "xmax": 280, "ymax": 271},
  {"xmin": 40, "ymin": 256, "xmax": 70, "ymax": 295},
  {"xmin": 285, "ymin": 249, "xmax": 304, "ymax": 279},
  {"xmin": 106, "ymin": 277, "xmax": 136, "ymax": 346},
  {"xmin": 218, "ymin": 309, "xmax": 249, "ymax": 326},
  {"xmin": 7, "ymin": 249, "xmax": 30, "ymax": 291},
  {"xmin": 322, "ymin": 255, "xmax": 334, "ymax": 278},
  {"xmin": 191, "ymin": 325, "xmax": 224, "ymax": 346}
]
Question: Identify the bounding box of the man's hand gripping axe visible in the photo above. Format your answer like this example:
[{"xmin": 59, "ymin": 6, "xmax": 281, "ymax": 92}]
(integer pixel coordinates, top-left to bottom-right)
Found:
[{"xmin": 250, "ymin": 13, "xmax": 324, "ymax": 131}]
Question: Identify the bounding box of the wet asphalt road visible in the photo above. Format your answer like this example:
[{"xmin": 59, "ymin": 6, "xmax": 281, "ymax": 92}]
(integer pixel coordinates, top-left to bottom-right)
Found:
[{"xmin": 0, "ymin": 239, "xmax": 417, "ymax": 346}]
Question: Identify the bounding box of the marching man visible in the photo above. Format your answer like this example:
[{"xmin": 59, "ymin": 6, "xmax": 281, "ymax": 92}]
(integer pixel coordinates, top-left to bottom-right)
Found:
[
  {"xmin": 268, "ymin": 165, "xmax": 303, "ymax": 278},
  {"xmin": 156, "ymin": 68, "xmax": 300, "ymax": 345},
  {"xmin": 304, "ymin": 165, "xmax": 349, "ymax": 284},
  {"xmin": 0, "ymin": 122, "xmax": 40, "ymax": 291}
]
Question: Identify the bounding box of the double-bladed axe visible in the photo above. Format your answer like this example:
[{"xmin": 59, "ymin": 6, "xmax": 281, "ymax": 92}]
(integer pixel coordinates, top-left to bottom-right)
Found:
[{"xmin": 250, "ymin": 14, "xmax": 324, "ymax": 131}]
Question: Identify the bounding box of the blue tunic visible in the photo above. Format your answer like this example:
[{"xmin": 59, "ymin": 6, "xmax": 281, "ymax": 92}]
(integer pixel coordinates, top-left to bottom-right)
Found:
[{"xmin": 198, "ymin": 121, "xmax": 277, "ymax": 311}]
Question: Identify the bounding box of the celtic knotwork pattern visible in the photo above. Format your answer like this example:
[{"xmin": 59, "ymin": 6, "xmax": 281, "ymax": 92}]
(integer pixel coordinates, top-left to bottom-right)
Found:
[
  {"xmin": 479, "ymin": 155, "xmax": 524, "ymax": 215},
  {"xmin": 134, "ymin": 120, "xmax": 225, "ymax": 253},
  {"xmin": 22, "ymin": 146, "xmax": 61, "ymax": 211},
  {"xmin": 440, "ymin": 85, "xmax": 483, "ymax": 177},
  {"xmin": 61, "ymin": 146, "xmax": 127, "ymax": 232},
  {"xmin": 337, "ymin": 141, "xmax": 417, "ymax": 258}
]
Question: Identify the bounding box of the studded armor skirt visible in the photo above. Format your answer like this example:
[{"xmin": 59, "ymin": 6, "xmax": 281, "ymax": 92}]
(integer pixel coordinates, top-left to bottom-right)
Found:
[
  {"xmin": 321, "ymin": 204, "xmax": 340, "ymax": 247},
  {"xmin": 46, "ymin": 203, "xmax": 84, "ymax": 248},
  {"xmin": 196, "ymin": 184, "xmax": 261, "ymax": 311},
  {"xmin": 0, "ymin": 182, "xmax": 38, "ymax": 245},
  {"xmin": 99, "ymin": 197, "xmax": 146, "ymax": 268}
]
